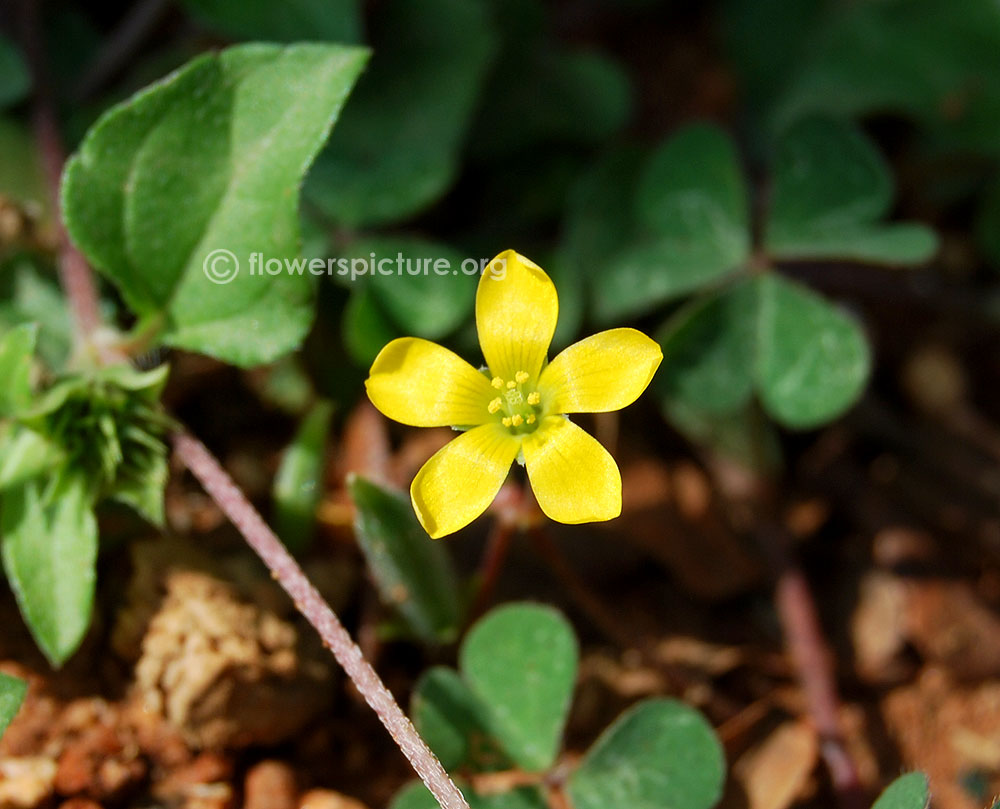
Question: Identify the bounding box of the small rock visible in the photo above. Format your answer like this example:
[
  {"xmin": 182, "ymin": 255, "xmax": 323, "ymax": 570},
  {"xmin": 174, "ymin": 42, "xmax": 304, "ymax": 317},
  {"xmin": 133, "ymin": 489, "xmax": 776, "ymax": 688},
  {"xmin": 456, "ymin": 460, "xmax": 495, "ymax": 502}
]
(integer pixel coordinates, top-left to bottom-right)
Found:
[
  {"xmin": 116, "ymin": 540, "xmax": 331, "ymax": 748},
  {"xmin": 298, "ymin": 790, "xmax": 370, "ymax": 809},
  {"xmin": 732, "ymin": 720, "xmax": 818, "ymax": 809},
  {"xmin": 0, "ymin": 756, "xmax": 57, "ymax": 809},
  {"xmin": 243, "ymin": 761, "xmax": 297, "ymax": 809}
]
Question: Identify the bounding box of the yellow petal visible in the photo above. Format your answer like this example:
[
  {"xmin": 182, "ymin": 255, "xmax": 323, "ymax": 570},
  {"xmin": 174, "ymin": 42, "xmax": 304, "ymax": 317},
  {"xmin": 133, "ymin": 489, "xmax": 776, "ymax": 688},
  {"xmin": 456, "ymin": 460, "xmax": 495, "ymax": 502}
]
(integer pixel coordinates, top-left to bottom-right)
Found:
[
  {"xmin": 411, "ymin": 423, "xmax": 520, "ymax": 538},
  {"xmin": 522, "ymin": 416, "xmax": 621, "ymax": 524},
  {"xmin": 476, "ymin": 250, "xmax": 558, "ymax": 383},
  {"xmin": 366, "ymin": 337, "xmax": 494, "ymax": 427},
  {"xmin": 538, "ymin": 328, "xmax": 663, "ymax": 414}
]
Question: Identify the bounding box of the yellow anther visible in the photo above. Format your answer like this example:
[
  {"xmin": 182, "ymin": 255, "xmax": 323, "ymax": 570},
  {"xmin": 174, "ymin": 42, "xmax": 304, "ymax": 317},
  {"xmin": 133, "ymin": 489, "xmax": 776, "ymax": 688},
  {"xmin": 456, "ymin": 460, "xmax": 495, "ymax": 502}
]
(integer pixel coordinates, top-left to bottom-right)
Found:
[
  {"xmin": 502, "ymin": 416, "xmax": 512, "ymax": 427},
  {"xmin": 491, "ymin": 377, "xmax": 504, "ymax": 389},
  {"xmin": 515, "ymin": 371, "xmax": 529, "ymax": 384},
  {"xmin": 488, "ymin": 397, "xmax": 503, "ymax": 414},
  {"xmin": 511, "ymin": 414, "xmax": 524, "ymax": 427},
  {"xmin": 506, "ymin": 380, "xmax": 516, "ymax": 389},
  {"xmin": 527, "ymin": 391, "xmax": 541, "ymax": 406},
  {"xmin": 526, "ymin": 414, "xmax": 536, "ymax": 424}
]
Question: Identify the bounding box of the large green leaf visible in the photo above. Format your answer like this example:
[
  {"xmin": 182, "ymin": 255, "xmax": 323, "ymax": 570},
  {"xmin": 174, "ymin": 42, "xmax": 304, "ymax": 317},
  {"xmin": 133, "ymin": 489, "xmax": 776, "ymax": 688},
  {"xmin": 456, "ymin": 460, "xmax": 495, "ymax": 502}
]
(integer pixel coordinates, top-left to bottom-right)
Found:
[
  {"xmin": 593, "ymin": 125, "xmax": 750, "ymax": 321},
  {"xmin": 0, "ymin": 672, "xmax": 27, "ymax": 737},
  {"xmin": 305, "ymin": 0, "xmax": 496, "ymax": 227},
  {"xmin": 62, "ymin": 43, "xmax": 368, "ymax": 367},
  {"xmin": 766, "ymin": 117, "xmax": 937, "ymax": 264},
  {"xmin": 657, "ymin": 274, "xmax": 871, "ymax": 430},
  {"xmin": 349, "ymin": 475, "xmax": 461, "ymax": 643},
  {"xmin": 872, "ymin": 773, "xmax": 930, "ymax": 809},
  {"xmin": 568, "ymin": 699, "xmax": 725, "ymax": 809},
  {"xmin": 1, "ymin": 473, "xmax": 98, "ymax": 667},
  {"xmin": 459, "ymin": 603, "xmax": 578, "ymax": 772},
  {"xmin": 0, "ymin": 323, "xmax": 37, "ymax": 417},
  {"xmin": 182, "ymin": 0, "xmax": 362, "ymax": 44}
]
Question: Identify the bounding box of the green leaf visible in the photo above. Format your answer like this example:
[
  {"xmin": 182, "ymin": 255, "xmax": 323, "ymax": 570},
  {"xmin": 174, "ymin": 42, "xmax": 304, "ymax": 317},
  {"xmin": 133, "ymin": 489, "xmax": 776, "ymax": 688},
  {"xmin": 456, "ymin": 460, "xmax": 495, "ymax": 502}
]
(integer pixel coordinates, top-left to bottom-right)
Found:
[
  {"xmin": 342, "ymin": 285, "xmax": 399, "ymax": 367},
  {"xmin": 769, "ymin": 0, "xmax": 1000, "ymax": 157},
  {"xmin": 0, "ymin": 427, "xmax": 63, "ymax": 491},
  {"xmin": 16, "ymin": 364, "xmax": 171, "ymax": 525},
  {"xmin": 0, "ymin": 259, "xmax": 78, "ymax": 370},
  {"xmin": 412, "ymin": 666, "xmax": 504, "ymax": 772},
  {"xmin": 305, "ymin": 0, "xmax": 496, "ymax": 227},
  {"xmin": 657, "ymin": 275, "xmax": 871, "ymax": 431},
  {"xmin": 0, "ymin": 36, "xmax": 29, "ymax": 109},
  {"xmin": 766, "ymin": 117, "xmax": 937, "ymax": 264},
  {"xmin": 349, "ymin": 475, "xmax": 461, "ymax": 643},
  {"xmin": 390, "ymin": 781, "xmax": 547, "ymax": 809},
  {"xmin": 182, "ymin": 0, "xmax": 362, "ymax": 44},
  {"xmin": 656, "ymin": 281, "xmax": 757, "ymax": 416},
  {"xmin": 273, "ymin": 400, "xmax": 333, "ymax": 554},
  {"xmin": 343, "ymin": 237, "xmax": 477, "ymax": 339},
  {"xmin": 662, "ymin": 398, "xmax": 782, "ymax": 475},
  {"xmin": 562, "ymin": 146, "xmax": 645, "ymax": 279},
  {"xmin": 472, "ymin": 47, "xmax": 631, "ymax": 157},
  {"xmin": 568, "ymin": 699, "xmax": 725, "ymax": 809},
  {"xmin": 62, "ymin": 43, "xmax": 369, "ymax": 367},
  {"xmin": 593, "ymin": 125, "xmax": 750, "ymax": 322},
  {"xmin": 755, "ymin": 274, "xmax": 871, "ymax": 429},
  {"xmin": 0, "ymin": 672, "xmax": 27, "ymax": 738},
  {"xmin": 459, "ymin": 603, "xmax": 578, "ymax": 771},
  {"xmin": 1, "ymin": 473, "xmax": 98, "ymax": 666},
  {"xmin": 0, "ymin": 323, "xmax": 37, "ymax": 417},
  {"xmin": 872, "ymin": 773, "xmax": 930, "ymax": 809}
]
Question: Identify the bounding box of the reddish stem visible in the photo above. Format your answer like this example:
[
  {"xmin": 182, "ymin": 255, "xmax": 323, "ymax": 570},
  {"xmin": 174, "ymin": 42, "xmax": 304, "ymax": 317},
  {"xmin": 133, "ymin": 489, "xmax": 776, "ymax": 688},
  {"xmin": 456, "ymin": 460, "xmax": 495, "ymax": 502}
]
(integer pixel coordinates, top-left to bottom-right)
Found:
[
  {"xmin": 467, "ymin": 515, "xmax": 517, "ymax": 623},
  {"xmin": 174, "ymin": 431, "xmax": 469, "ymax": 809},
  {"xmin": 774, "ymin": 565, "xmax": 865, "ymax": 809},
  {"xmin": 20, "ymin": 0, "xmax": 103, "ymax": 341}
]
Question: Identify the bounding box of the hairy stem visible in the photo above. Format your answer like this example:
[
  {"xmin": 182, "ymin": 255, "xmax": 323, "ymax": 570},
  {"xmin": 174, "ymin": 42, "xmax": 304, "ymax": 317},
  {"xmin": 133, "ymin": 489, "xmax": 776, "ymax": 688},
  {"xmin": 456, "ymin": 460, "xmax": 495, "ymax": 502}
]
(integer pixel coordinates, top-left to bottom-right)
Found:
[{"xmin": 173, "ymin": 431, "xmax": 469, "ymax": 809}]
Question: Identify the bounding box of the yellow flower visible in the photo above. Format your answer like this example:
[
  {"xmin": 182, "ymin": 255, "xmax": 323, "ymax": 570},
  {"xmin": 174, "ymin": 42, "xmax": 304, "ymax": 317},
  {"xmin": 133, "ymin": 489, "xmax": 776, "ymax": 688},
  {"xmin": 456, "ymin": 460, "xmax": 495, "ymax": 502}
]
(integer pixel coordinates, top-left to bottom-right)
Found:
[{"xmin": 365, "ymin": 250, "xmax": 663, "ymax": 538}]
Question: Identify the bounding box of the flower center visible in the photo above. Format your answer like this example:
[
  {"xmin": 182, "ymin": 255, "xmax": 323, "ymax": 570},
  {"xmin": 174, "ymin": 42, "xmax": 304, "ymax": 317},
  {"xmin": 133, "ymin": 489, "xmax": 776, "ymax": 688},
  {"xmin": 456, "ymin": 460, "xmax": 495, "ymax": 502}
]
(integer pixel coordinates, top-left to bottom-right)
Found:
[{"xmin": 487, "ymin": 370, "xmax": 542, "ymax": 434}]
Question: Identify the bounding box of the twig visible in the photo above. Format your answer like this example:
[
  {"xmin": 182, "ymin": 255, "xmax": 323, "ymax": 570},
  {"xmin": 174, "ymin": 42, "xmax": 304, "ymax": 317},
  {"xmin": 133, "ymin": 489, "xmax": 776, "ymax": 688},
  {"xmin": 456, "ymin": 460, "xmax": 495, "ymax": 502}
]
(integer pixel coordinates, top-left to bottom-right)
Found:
[
  {"xmin": 174, "ymin": 431, "xmax": 469, "ymax": 809},
  {"xmin": 20, "ymin": 0, "xmax": 103, "ymax": 342},
  {"xmin": 774, "ymin": 564, "xmax": 864, "ymax": 808},
  {"xmin": 750, "ymin": 521, "xmax": 865, "ymax": 809}
]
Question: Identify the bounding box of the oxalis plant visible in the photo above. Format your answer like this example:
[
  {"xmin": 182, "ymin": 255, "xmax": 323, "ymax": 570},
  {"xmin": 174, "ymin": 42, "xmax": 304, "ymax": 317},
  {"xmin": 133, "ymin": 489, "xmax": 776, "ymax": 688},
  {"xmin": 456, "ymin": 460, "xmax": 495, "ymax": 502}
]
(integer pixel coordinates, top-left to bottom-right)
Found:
[{"xmin": 0, "ymin": 26, "xmax": 937, "ymax": 809}]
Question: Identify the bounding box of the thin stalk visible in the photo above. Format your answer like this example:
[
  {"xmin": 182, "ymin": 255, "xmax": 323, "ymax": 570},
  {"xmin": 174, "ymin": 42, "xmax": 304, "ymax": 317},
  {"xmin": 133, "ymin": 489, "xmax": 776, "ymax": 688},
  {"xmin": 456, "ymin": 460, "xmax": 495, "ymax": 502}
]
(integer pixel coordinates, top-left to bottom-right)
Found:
[
  {"xmin": 20, "ymin": 0, "xmax": 102, "ymax": 342},
  {"xmin": 174, "ymin": 431, "xmax": 469, "ymax": 809}
]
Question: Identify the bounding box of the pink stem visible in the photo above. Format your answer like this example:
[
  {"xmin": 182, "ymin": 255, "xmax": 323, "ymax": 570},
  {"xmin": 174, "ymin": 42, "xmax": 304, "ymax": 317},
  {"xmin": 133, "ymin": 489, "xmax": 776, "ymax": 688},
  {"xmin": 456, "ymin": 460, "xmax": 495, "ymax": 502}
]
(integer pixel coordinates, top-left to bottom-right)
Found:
[
  {"xmin": 173, "ymin": 431, "xmax": 468, "ymax": 809},
  {"xmin": 21, "ymin": 0, "xmax": 103, "ymax": 340}
]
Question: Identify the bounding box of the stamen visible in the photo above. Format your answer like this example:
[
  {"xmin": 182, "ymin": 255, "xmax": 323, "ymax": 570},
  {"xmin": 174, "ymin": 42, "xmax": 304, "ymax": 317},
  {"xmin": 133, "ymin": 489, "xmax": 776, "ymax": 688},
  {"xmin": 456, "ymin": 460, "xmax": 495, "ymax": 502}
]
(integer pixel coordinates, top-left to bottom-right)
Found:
[
  {"xmin": 501, "ymin": 416, "xmax": 512, "ymax": 427},
  {"xmin": 491, "ymin": 377, "xmax": 504, "ymax": 389},
  {"xmin": 488, "ymin": 397, "xmax": 503, "ymax": 414},
  {"xmin": 511, "ymin": 414, "xmax": 524, "ymax": 427},
  {"xmin": 515, "ymin": 371, "xmax": 529, "ymax": 384},
  {"xmin": 506, "ymin": 380, "xmax": 516, "ymax": 389},
  {"xmin": 527, "ymin": 391, "xmax": 541, "ymax": 406},
  {"xmin": 526, "ymin": 414, "xmax": 536, "ymax": 424}
]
